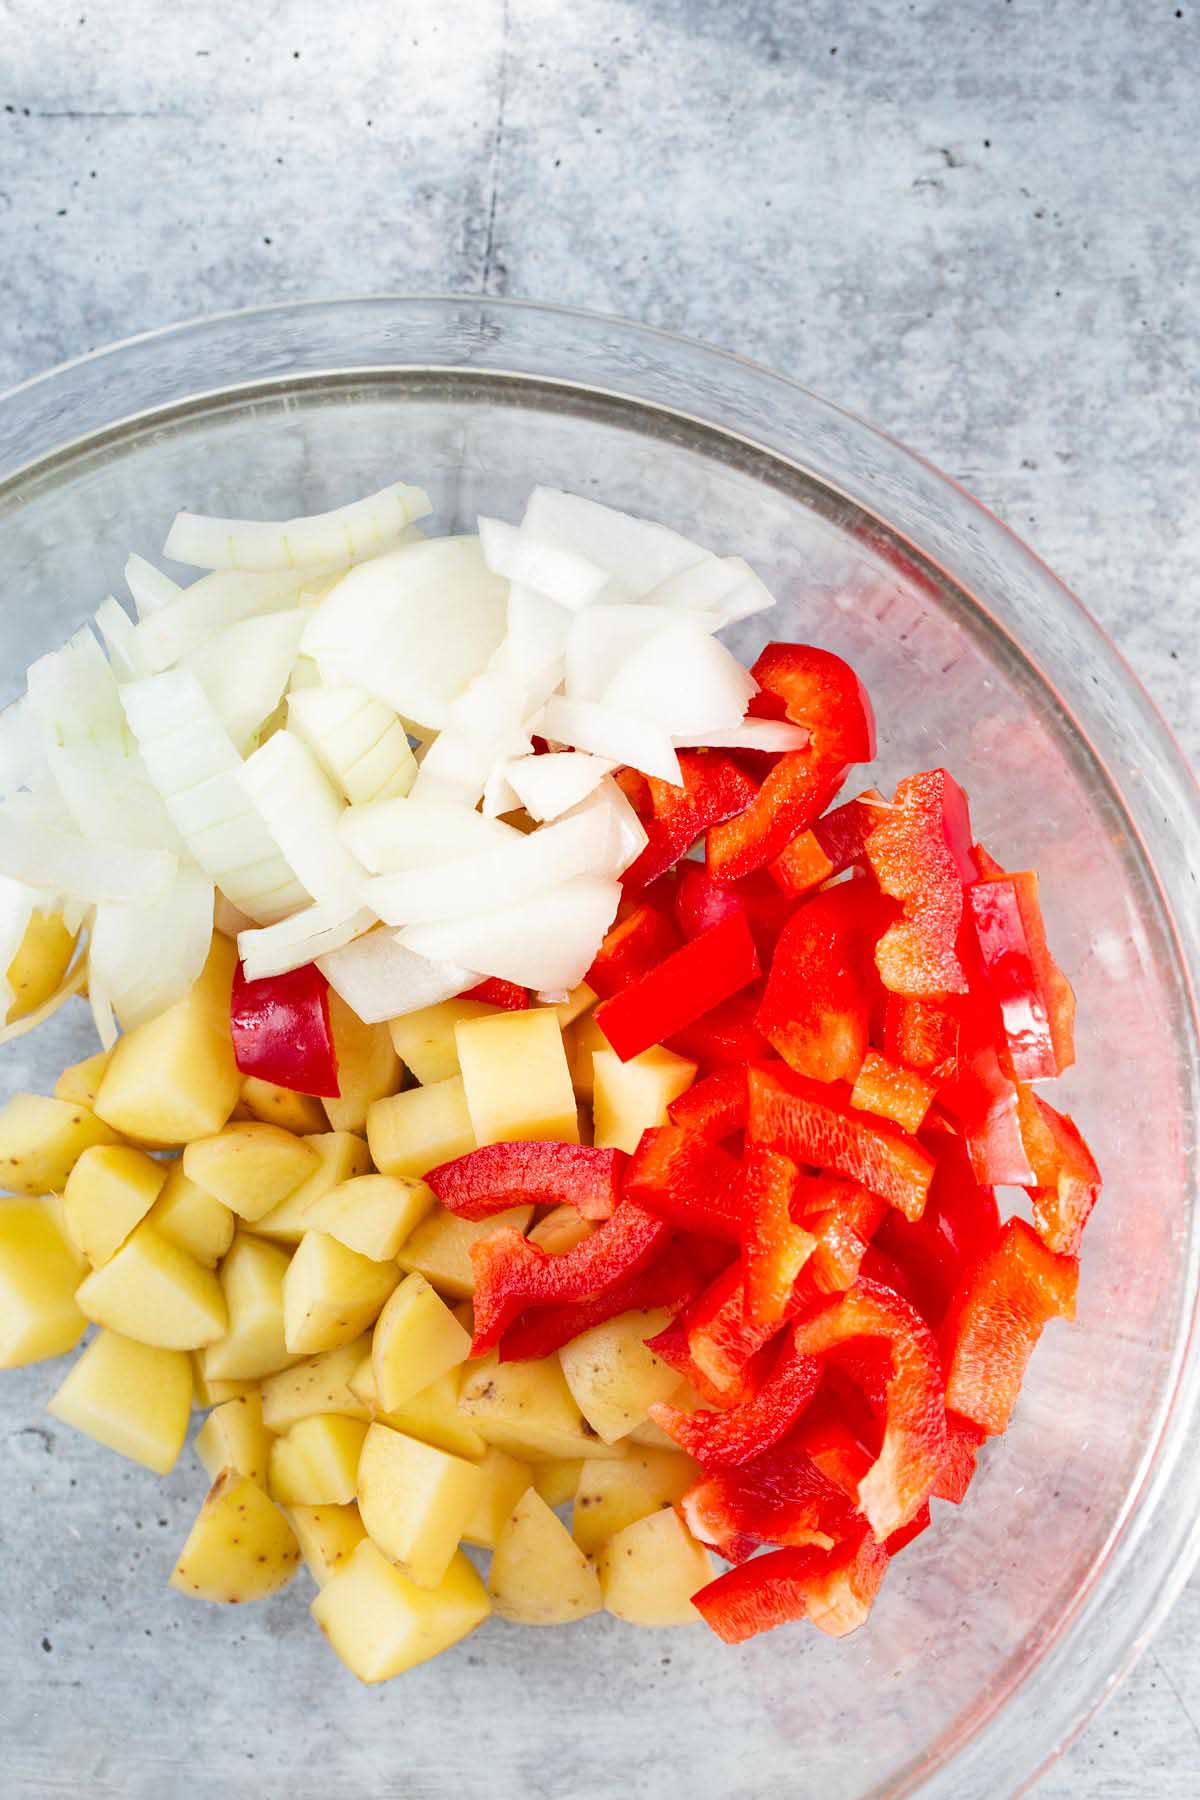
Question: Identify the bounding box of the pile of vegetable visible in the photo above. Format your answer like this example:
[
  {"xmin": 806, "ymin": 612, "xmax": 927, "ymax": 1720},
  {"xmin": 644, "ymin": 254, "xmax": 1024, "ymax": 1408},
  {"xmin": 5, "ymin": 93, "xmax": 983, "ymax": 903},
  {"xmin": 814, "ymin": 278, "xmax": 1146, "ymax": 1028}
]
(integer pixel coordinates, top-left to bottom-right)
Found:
[{"xmin": 0, "ymin": 480, "xmax": 1099, "ymax": 1679}]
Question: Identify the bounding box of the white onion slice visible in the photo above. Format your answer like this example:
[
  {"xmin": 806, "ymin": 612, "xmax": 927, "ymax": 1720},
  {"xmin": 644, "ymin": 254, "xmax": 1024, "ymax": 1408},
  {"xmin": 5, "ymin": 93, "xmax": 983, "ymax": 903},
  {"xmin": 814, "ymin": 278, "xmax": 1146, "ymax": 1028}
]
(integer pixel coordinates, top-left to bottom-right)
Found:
[
  {"xmin": 478, "ymin": 516, "xmax": 613, "ymax": 611},
  {"xmin": 569, "ymin": 776, "xmax": 649, "ymax": 876},
  {"xmin": 238, "ymin": 903, "xmax": 375, "ymax": 983},
  {"xmin": 213, "ymin": 892, "xmax": 256, "ymax": 938},
  {"xmin": 673, "ymin": 719, "xmax": 810, "ymax": 752},
  {"xmin": 602, "ymin": 619, "xmax": 757, "ymax": 736},
  {"xmin": 481, "ymin": 764, "xmax": 522, "ymax": 819},
  {"xmin": 521, "ymin": 488, "xmax": 708, "ymax": 597},
  {"xmin": 134, "ymin": 567, "xmax": 329, "ymax": 676},
  {"xmin": 504, "ymin": 751, "xmax": 616, "ymax": 822},
  {"xmin": 288, "ymin": 686, "xmax": 416, "ymax": 807},
  {"xmin": 164, "ymin": 480, "xmax": 432, "ymax": 572},
  {"xmin": 125, "ymin": 554, "xmax": 181, "ymax": 619},
  {"xmin": 398, "ymin": 875, "xmax": 621, "ymax": 992},
  {"xmin": 0, "ymin": 807, "xmax": 175, "ymax": 903},
  {"xmin": 539, "ymin": 696, "xmax": 682, "ymax": 786},
  {"xmin": 563, "ymin": 604, "xmax": 686, "ymax": 703},
  {"xmin": 184, "ymin": 610, "xmax": 310, "ymax": 753},
  {"xmin": 0, "ymin": 696, "xmax": 47, "ymax": 800},
  {"xmin": 90, "ymin": 862, "xmax": 215, "ymax": 1029},
  {"xmin": 340, "ymin": 797, "xmax": 518, "ymax": 875},
  {"xmin": 93, "ymin": 597, "xmax": 145, "ymax": 680},
  {"xmin": 318, "ymin": 930, "xmax": 479, "ymax": 1024},
  {"xmin": 239, "ymin": 731, "xmax": 366, "ymax": 914},
  {"xmin": 644, "ymin": 555, "xmax": 775, "ymax": 626},
  {"xmin": 47, "ymin": 744, "xmax": 180, "ymax": 852},
  {"xmin": 502, "ymin": 584, "xmax": 573, "ymax": 674}
]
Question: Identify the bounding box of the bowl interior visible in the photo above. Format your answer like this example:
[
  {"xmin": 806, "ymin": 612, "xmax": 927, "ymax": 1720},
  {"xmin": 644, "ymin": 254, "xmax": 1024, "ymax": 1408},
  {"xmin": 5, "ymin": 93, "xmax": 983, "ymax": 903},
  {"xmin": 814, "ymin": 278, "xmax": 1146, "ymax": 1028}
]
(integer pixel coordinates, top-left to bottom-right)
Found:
[{"xmin": 1, "ymin": 349, "xmax": 1196, "ymax": 1800}]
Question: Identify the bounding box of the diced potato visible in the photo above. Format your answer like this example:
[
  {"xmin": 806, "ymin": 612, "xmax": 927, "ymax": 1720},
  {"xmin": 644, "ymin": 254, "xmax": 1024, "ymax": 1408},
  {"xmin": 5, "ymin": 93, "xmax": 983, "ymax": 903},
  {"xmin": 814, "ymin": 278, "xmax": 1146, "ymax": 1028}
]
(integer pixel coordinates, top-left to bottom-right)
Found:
[
  {"xmin": 592, "ymin": 1046, "xmax": 697, "ymax": 1154},
  {"xmin": 183, "ymin": 1123, "xmax": 318, "ymax": 1223},
  {"xmin": 269, "ymin": 1414, "xmax": 370, "ymax": 1506},
  {"xmin": 0, "ymin": 1093, "xmax": 123, "ymax": 1196},
  {"xmin": 54, "ymin": 1049, "xmax": 112, "ymax": 1110},
  {"xmin": 251, "ymin": 1132, "xmax": 373, "ymax": 1244},
  {"xmin": 305, "ymin": 1172, "xmax": 433, "ymax": 1261},
  {"xmin": 147, "ymin": 1162, "xmax": 235, "ymax": 1267},
  {"xmin": 455, "ymin": 1009, "xmax": 578, "ymax": 1146},
  {"xmin": 386, "ymin": 998, "xmax": 497, "ymax": 1086},
  {"xmin": 353, "ymin": 1358, "xmax": 487, "ymax": 1461},
  {"xmin": 532, "ymin": 1459, "xmax": 584, "ymax": 1508},
  {"xmin": 0, "ymin": 1197, "xmax": 88, "ymax": 1366},
  {"xmin": 528, "ymin": 1204, "xmax": 596, "ymax": 1256},
  {"xmin": 239, "ymin": 1077, "xmax": 328, "ymax": 1136},
  {"xmin": 5, "ymin": 906, "xmax": 77, "ymax": 1021},
  {"xmin": 462, "ymin": 1447, "xmax": 534, "ymax": 1549},
  {"xmin": 572, "ymin": 1448, "xmax": 700, "ymax": 1556},
  {"xmin": 62, "ymin": 1144, "xmax": 166, "ymax": 1268},
  {"xmin": 489, "ymin": 1487, "xmax": 602, "ymax": 1625},
  {"xmin": 545, "ymin": 982, "xmax": 597, "ymax": 1030},
  {"xmin": 395, "ymin": 1203, "xmax": 534, "ymax": 1301},
  {"xmin": 203, "ymin": 1233, "xmax": 298, "ymax": 1381},
  {"xmin": 311, "ymin": 1540, "xmax": 490, "ymax": 1681},
  {"xmin": 372, "ymin": 1272, "xmax": 471, "ymax": 1412},
  {"xmin": 282, "ymin": 1231, "xmax": 398, "ymax": 1355},
  {"xmin": 75, "ymin": 1224, "xmax": 227, "ymax": 1349},
  {"xmin": 625, "ymin": 1378, "xmax": 709, "ymax": 1448},
  {"xmin": 357, "ymin": 1423, "xmax": 483, "ymax": 1589},
  {"xmin": 191, "ymin": 1357, "xmax": 258, "ymax": 1408},
  {"xmin": 598, "ymin": 1506, "xmax": 714, "ymax": 1625},
  {"xmin": 259, "ymin": 1336, "xmax": 371, "ymax": 1432},
  {"xmin": 564, "ymin": 1012, "xmax": 610, "ymax": 1100},
  {"xmin": 367, "ymin": 1078, "xmax": 475, "ymax": 1180},
  {"xmin": 288, "ymin": 1502, "xmax": 367, "ymax": 1587},
  {"xmin": 559, "ymin": 1307, "xmax": 681, "ymax": 1444},
  {"xmin": 322, "ymin": 991, "xmax": 402, "ymax": 1134},
  {"xmin": 94, "ymin": 936, "xmax": 241, "ymax": 1146},
  {"xmin": 47, "ymin": 1329, "xmax": 192, "ymax": 1473},
  {"xmin": 195, "ymin": 1391, "xmax": 272, "ymax": 1486},
  {"xmin": 170, "ymin": 1467, "xmax": 302, "ymax": 1602},
  {"xmin": 458, "ymin": 1352, "xmax": 628, "ymax": 1463}
]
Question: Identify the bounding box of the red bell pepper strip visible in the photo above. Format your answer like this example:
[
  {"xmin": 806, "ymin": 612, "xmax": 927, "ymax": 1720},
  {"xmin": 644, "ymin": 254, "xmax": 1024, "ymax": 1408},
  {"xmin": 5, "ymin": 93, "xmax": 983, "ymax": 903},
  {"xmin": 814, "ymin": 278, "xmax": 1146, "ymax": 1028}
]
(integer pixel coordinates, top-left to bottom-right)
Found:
[
  {"xmin": 497, "ymin": 1232, "xmax": 722, "ymax": 1362},
  {"xmin": 229, "ymin": 960, "xmax": 340, "ymax": 1098},
  {"xmin": 667, "ymin": 1067, "xmax": 748, "ymax": 1141},
  {"xmin": 585, "ymin": 900, "xmax": 680, "ymax": 1000},
  {"xmin": 649, "ymin": 1321, "xmax": 823, "ymax": 1468},
  {"xmin": 886, "ymin": 1501, "xmax": 932, "ymax": 1556},
  {"xmin": 875, "ymin": 1139, "xmax": 999, "ymax": 1330},
  {"xmin": 770, "ymin": 789, "xmax": 890, "ymax": 898},
  {"xmin": 793, "ymin": 1176, "xmax": 887, "ymax": 1293},
  {"xmin": 460, "ymin": 977, "xmax": 528, "ymax": 1010},
  {"xmin": 748, "ymin": 1064, "xmax": 935, "ymax": 1222},
  {"xmin": 850, "ymin": 1050, "xmax": 936, "ymax": 1136},
  {"xmin": 674, "ymin": 863, "xmax": 794, "ymax": 961},
  {"xmin": 793, "ymin": 1397, "xmax": 874, "ymax": 1497},
  {"xmin": 790, "ymin": 1279, "xmax": 950, "ymax": 1539},
  {"xmin": 706, "ymin": 753, "xmax": 852, "ymax": 882},
  {"xmin": 941, "ymin": 1217, "xmax": 1078, "ymax": 1435},
  {"xmin": 595, "ymin": 912, "xmax": 761, "ymax": 1064},
  {"xmin": 740, "ymin": 1146, "xmax": 816, "ymax": 1326},
  {"xmin": 426, "ymin": 1142, "xmax": 626, "ymax": 1222},
  {"xmin": 468, "ymin": 1201, "xmax": 672, "ymax": 1357},
  {"xmin": 756, "ymin": 882, "xmax": 891, "ymax": 1084},
  {"xmin": 681, "ymin": 1434, "xmax": 856, "ymax": 1560},
  {"xmin": 931, "ymin": 1414, "xmax": 986, "ymax": 1503},
  {"xmin": 938, "ymin": 1041, "xmax": 1035, "ymax": 1186},
  {"xmin": 1015, "ymin": 1086, "xmax": 1102, "ymax": 1256},
  {"xmin": 882, "ymin": 992, "xmax": 960, "ymax": 1079},
  {"xmin": 623, "ymin": 1125, "xmax": 744, "ymax": 1241},
  {"xmin": 666, "ymin": 986, "xmax": 769, "ymax": 1070},
  {"xmin": 968, "ymin": 870, "xmax": 1076, "ymax": 1079},
  {"xmin": 866, "ymin": 769, "xmax": 976, "ymax": 997},
  {"xmin": 619, "ymin": 751, "xmax": 758, "ymax": 891},
  {"xmin": 693, "ymin": 1526, "xmax": 890, "ymax": 1643},
  {"xmin": 648, "ymin": 1260, "xmax": 783, "ymax": 1397}
]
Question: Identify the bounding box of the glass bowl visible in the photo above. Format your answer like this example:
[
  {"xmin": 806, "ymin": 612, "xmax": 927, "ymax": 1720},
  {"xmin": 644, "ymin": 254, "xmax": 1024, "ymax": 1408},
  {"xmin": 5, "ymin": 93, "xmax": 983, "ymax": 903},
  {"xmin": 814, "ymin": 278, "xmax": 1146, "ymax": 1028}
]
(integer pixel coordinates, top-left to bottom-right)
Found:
[{"xmin": 1, "ymin": 298, "xmax": 1196, "ymax": 1800}]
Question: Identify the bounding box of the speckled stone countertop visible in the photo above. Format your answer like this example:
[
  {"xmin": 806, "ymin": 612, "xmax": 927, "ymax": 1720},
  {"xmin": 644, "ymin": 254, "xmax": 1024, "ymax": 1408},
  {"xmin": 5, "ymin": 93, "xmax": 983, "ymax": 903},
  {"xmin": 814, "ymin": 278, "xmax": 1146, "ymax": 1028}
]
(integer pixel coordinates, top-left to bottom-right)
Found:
[{"xmin": 2, "ymin": 2, "xmax": 1198, "ymax": 1794}]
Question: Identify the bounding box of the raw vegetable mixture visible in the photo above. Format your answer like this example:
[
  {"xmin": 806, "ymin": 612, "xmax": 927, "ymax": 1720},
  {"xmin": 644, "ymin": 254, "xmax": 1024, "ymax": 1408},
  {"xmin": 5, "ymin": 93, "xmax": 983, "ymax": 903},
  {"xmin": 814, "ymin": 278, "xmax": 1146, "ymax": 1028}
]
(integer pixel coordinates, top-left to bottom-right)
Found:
[{"xmin": 0, "ymin": 480, "xmax": 1099, "ymax": 1679}]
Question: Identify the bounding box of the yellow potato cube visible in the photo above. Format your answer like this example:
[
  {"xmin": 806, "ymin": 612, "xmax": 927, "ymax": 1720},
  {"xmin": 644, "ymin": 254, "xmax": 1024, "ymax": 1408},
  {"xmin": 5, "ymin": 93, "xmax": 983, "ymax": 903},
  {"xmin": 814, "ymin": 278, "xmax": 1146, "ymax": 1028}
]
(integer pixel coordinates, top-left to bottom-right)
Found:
[
  {"xmin": 311, "ymin": 1540, "xmax": 489, "ymax": 1681},
  {"xmin": 251, "ymin": 1132, "xmax": 373, "ymax": 1244},
  {"xmin": 195, "ymin": 1391, "xmax": 272, "ymax": 1487},
  {"xmin": 395, "ymin": 1203, "xmax": 533, "ymax": 1301},
  {"xmin": 531, "ymin": 1459, "xmax": 584, "ymax": 1508},
  {"xmin": 367, "ymin": 1078, "xmax": 475, "ymax": 1180},
  {"xmin": 386, "ymin": 997, "xmax": 498, "ymax": 1086},
  {"xmin": 62, "ymin": 1144, "xmax": 166, "ymax": 1268},
  {"xmin": 0, "ymin": 1197, "xmax": 88, "ymax": 1366},
  {"xmin": 564, "ymin": 1012, "xmax": 610, "ymax": 1100},
  {"xmin": 239, "ymin": 1077, "xmax": 328, "ymax": 1135},
  {"xmin": 191, "ymin": 1356, "xmax": 258, "ymax": 1408},
  {"xmin": 572, "ymin": 1448, "xmax": 700, "ymax": 1556},
  {"xmin": 75, "ymin": 1223, "xmax": 227, "ymax": 1349},
  {"xmin": 259, "ymin": 1335, "xmax": 371, "ymax": 1432},
  {"xmin": 455, "ymin": 1009, "xmax": 578, "ymax": 1146},
  {"xmin": 489, "ymin": 1487, "xmax": 601, "ymax": 1625},
  {"xmin": 146, "ymin": 1162, "xmax": 235, "ymax": 1267},
  {"xmin": 592, "ymin": 1046, "xmax": 697, "ymax": 1154},
  {"xmin": 357, "ymin": 1423, "xmax": 483, "ymax": 1589},
  {"xmin": 170, "ymin": 1468, "xmax": 302, "ymax": 1603},
  {"xmin": 458, "ymin": 1351, "xmax": 628, "ymax": 1463},
  {"xmin": 353, "ymin": 1358, "xmax": 486, "ymax": 1461},
  {"xmin": 598, "ymin": 1506, "xmax": 714, "ymax": 1625},
  {"xmin": 462, "ymin": 1447, "xmax": 534, "ymax": 1549},
  {"xmin": 304, "ymin": 1172, "xmax": 433, "ymax": 1261},
  {"xmin": 282, "ymin": 1231, "xmax": 398, "ymax": 1355},
  {"xmin": 53, "ymin": 1049, "xmax": 112, "ymax": 1110},
  {"xmin": 372, "ymin": 1272, "xmax": 472, "ymax": 1412},
  {"xmin": 5, "ymin": 906, "xmax": 77, "ymax": 1021},
  {"xmin": 322, "ymin": 990, "xmax": 402, "ymax": 1134},
  {"xmin": 94, "ymin": 936, "xmax": 241, "ymax": 1147},
  {"xmin": 545, "ymin": 982, "xmax": 597, "ymax": 1030},
  {"xmin": 269, "ymin": 1414, "xmax": 370, "ymax": 1506},
  {"xmin": 183, "ymin": 1122, "xmax": 318, "ymax": 1223},
  {"xmin": 527, "ymin": 1204, "xmax": 596, "ymax": 1256},
  {"xmin": 0, "ymin": 1093, "xmax": 123, "ymax": 1196},
  {"xmin": 203, "ymin": 1233, "xmax": 297, "ymax": 1381},
  {"xmin": 287, "ymin": 1502, "xmax": 367, "ymax": 1587},
  {"xmin": 47, "ymin": 1329, "xmax": 192, "ymax": 1473},
  {"xmin": 559, "ymin": 1307, "xmax": 682, "ymax": 1444}
]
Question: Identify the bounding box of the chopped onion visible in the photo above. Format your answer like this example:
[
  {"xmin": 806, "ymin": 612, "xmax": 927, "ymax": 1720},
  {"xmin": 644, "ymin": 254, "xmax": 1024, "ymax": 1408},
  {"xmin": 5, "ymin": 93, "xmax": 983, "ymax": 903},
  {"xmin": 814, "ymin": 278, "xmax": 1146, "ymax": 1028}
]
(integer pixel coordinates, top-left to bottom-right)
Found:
[
  {"xmin": 90, "ymin": 862, "xmax": 215, "ymax": 1029},
  {"xmin": 673, "ymin": 719, "xmax": 811, "ymax": 752},
  {"xmin": 602, "ymin": 619, "xmax": 757, "ymax": 736},
  {"xmin": 238, "ymin": 903, "xmax": 375, "ymax": 983},
  {"xmin": 539, "ymin": 696, "xmax": 682, "ymax": 786},
  {"xmin": 504, "ymin": 750, "xmax": 616, "ymax": 822},
  {"xmin": 340, "ymin": 797, "xmax": 518, "ymax": 875},
  {"xmin": 239, "ymin": 731, "xmax": 366, "ymax": 915},
  {"xmin": 0, "ymin": 695, "xmax": 47, "ymax": 799},
  {"xmin": 88, "ymin": 963, "xmax": 118, "ymax": 1051},
  {"xmin": 125, "ymin": 553, "xmax": 181, "ymax": 618},
  {"xmin": 213, "ymin": 892, "xmax": 256, "ymax": 938},
  {"xmin": 164, "ymin": 480, "xmax": 432, "ymax": 572},
  {"xmin": 93, "ymin": 597, "xmax": 145, "ymax": 680},
  {"xmin": 134, "ymin": 567, "xmax": 328, "ymax": 675},
  {"xmin": 183, "ymin": 610, "xmax": 310, "ymax": 753},
  {"xmin": 478, "ymin": 516, "xmax": 613, "ymax": 611},
  {"xmin": 398, "ymin": 875, "xmax": 621, "ymax": 992},
  {"xmin": 644, "ymin": 555, "xmax": 775, "ymax": 627},
  {"xmin": 502, "ymin": 584, "xmax": 574, "ymax": 674},
  {"xmin": 569, "ymin": 777, "xmax": 649, "ymax": 876},
  {"xmin": 521, "ymin": 488, "xmax": 707, "ymax": 597},
  {"xmin": 0, "ymin": 806, "xmax": 175, "ymax": 903},
  {"xmin": 288, "ymin": 686, "xmax": 417, "ymax": 807},
  {"xmin": 481, "ymin": 764, "xmax": 522, "ymax": 819},
  {"xmin": 562, "ymin": 604, "xmax": 687, "ymax": 704},
  {"xmin": 318, "ymin": 929, "xmax": 479, "ymax": 1024}
]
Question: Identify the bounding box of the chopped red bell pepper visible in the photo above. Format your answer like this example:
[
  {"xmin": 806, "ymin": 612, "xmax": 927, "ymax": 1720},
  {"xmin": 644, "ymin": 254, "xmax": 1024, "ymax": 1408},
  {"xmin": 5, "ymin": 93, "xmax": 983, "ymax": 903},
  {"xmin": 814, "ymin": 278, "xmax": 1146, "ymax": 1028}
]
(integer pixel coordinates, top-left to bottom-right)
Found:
[
  {"xmin": 620, "ymin": 751, "xmax": 758, "ymax": 890},
  {"xmin": 623, "ymin": 1125, "xmax": 744, "ymax": 1241},
  {"xmin": 460, "ymin": 977, "xmax": 528, "ymax": 1010},
  {"xmin": 648, "ymin": 1260, "xmax": 783, "ymax": 1397},
  {"xmin": 770, "ymin": 789, "xmax": 890, "ymax": 898},
  {"xmin": 674, "ymin": 864, "xmax": 794, "ymax": 960},
  {"xmin": 748, "ymin": 1064, "xmax": 935, "ymax": 1222},
  {"xmin": 650, "ymin": 1321, "xmax": 823, "ymax": 1467},
  {"xmin": 875, "ymin": 1134, "xmax": 1000, "ymax": 1330},
  {"xmin": 426, "ymin": 1142, "xmax": 626, "ymax": 1222},
  {"xmin": 497, "ymin": 1233, "xmax": 722, "ymax": 1362},
  {"xmin": 681, "ymin": 1434, "xmax": 856, "ymax": 1560},
  {"xmin": 931, "ymin": 1414, "xmax": 986, "ymax": 1502},
  {"xmin": 667, "ymin": 1067, "xmax": 748, "ymax": 1141},
  {"xmin": 585, "ymin": 900, "xmax": 681, "ymax": 999},
  {"xmin": 740, "ymin": 1146, "xmax": 816, "ymax": 1326},
  {"xmin": 756, "ymin": 882, "xmax": 891, "ymax": 1085},
  {"xmin": 938, "ymin": 1042, "xmax": 1035, "ymax": 1186},
  {"xmin": 666, "ymin": 986, "xmax": 770, "ymax": 1069},
  {"xmin": 706, "ymin": 757, "xmax": 852, "ymax": 883},
  {"xmin": 882, "ymin": 993, "xmax": 961, "ymax": 1079},
  {"xmin": 968, "ymin": 870, "xmax": 1076, "ymax": 1079},
  {"xmin": 594, "ymin": 911, "xmax": 761, "ymax": 1064},
  {"xmin": 793, "ymin": 1397, "xmax": 874, "ymax": 1498},
  {"xmin": 850, "ymin": 1050, "xmax": 936, "ymax": 1135},
  {"xmin": 866, "ymin": 769, "xmax": 975, "ymax": 997},
  {"xmin": 1015, "ymin": 1086, "xmax": 1102, "ymax": 1256},
  {"xmin": 229, "ymin": 960, "xmax": 340, "ymax": 1099},
  {"xmin": 793, "ymin": 1177, "xmax": 886, "ymax": 1294},
  {"xmin": 693, "ymin": 1526, "xmax": 890, "ymax": 1643},
  {"xmin": 941, "ymin": 1217, "xmax": 1078, "ymax": 1435}
]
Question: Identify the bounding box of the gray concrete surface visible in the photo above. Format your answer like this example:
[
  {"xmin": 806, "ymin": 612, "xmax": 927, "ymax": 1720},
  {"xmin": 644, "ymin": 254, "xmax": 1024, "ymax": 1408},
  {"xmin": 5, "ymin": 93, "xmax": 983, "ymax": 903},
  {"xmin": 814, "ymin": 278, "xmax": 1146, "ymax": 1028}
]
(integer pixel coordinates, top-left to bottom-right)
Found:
[{"xmin": 2, "ymin": 1, "xmax": 1198, "ymax": 1794}]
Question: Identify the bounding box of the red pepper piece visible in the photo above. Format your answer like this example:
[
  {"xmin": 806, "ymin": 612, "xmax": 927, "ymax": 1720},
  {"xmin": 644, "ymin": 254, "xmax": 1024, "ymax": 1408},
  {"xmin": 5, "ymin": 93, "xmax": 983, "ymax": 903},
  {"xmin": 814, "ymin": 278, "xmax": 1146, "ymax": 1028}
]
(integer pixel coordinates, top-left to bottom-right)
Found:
[
  {"xmin": 931, "ymin": 1414, "xmax": 986, "ymax": 1502},
  {"xmin": 620, "ymin": 751, "xmax": 759, "ymax": 891},
  {"xmin": 793, "ymin": 1176, "xmax": 885, "ymax": 1295},
  {"xmin": 229, "ymin": 960, "xmax": 339, "ymax": 1098},
  {"xmin": 460, "ymin": 977, "xmax": 528, "ymax": 1010},
  {"xmin": 938, "ymin": 1041, "xmax": 1035, "ymax": 1186},
  {"xmin": 875, "ymin": 1146, "xmax": 999, "ymax": 1330},
  {"xmin": 971, "ymin": 841, "xmax": 1007, "ymax": 881},
  {"xmin": 1015, "ymin": 1086, "xmax": 1102, "ymax": 1256},
  {"xmin": 693, "ymin": 1527, "xmax": 890, "ymax": 1643},
  {"xmin": 706, "ymin": 757, "xmax": 852, "ymax": 883},
  {"xmin": 866, "ymin": 769, "xmax": 976, "ymax": 997},
  {"xmin": 650, "ymin": 1322, "xmax": 823, "ymax": 1467},
  {"xmin": 623, "ymin": 1126, "xmax": 744, "ymax": 1241},
  {"xmin": 426, "ymin": 1142, "xmax": 626, "ymax": 1222},
  {"xmin": 594, "ymin": 912, "xmax": 761, "ymax": 1064},
  {"xmin": 741, "ymin": 1146, "xmax": 815, "ymax": 1326},
  {"xmin": 941, "ymin": 1217, "xmax": 1078, "ymax": 1435},
  {"xmin": 886, "ymin": 1502, "xmax": 932, "ymax": 1556},
  {"xmin": 770, "ymin": 789, "xmax": 890, "ymax": 898},
  {"xmin": 850, "ymin": 1049, "xmax": 937, "ymax": 1135},
  {"xmin": 649, "ymin": 1261, "xmax": 781, "ymax": 1397},
  {"xmin": 791, "ymin": 1279, "xmax": 950, "ymax": 1539},
  {"xmin": 674, "ymin": 863, "xmax": 795, "ymax": 961},
  {"xmin": 793, "ymin": 1397, "xmax": 874, "ymax": 1497},
  {"xmin": 882, "ymin": 993, "xmax": 961, "ymax": 1078},
  {"xmin": 468, "ymin": 1201, "xmax": 672, "ymax": 1356},
  {"xmin": 968, "ymin": 870, "xmax": 1076, "ymax": 1079},
  {"xmin": 756, "ymin": 882, "xmax": 891, "ymax": 1084},
  {"xmin": 666, "ymin": 986, "xmax": 769, "ymax": 1070},
  {"xmin": 586, "ymin": 901, "xmax": 680, "ymax": 1000},
  {"xmin": 667, "ymin": 1067, "xmax": 747, "ymax": 1141},
  {"xmin": 497, "ymin": 1233, "xmax": 721, "ymax": 1362},
  {"xmin": 681, "ymin": 1434, "xmax": 857, "ymax": 1559},
  {"xmin": 748, "ymin": 1064, "xmax": 935, "ymax": 1222}
]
